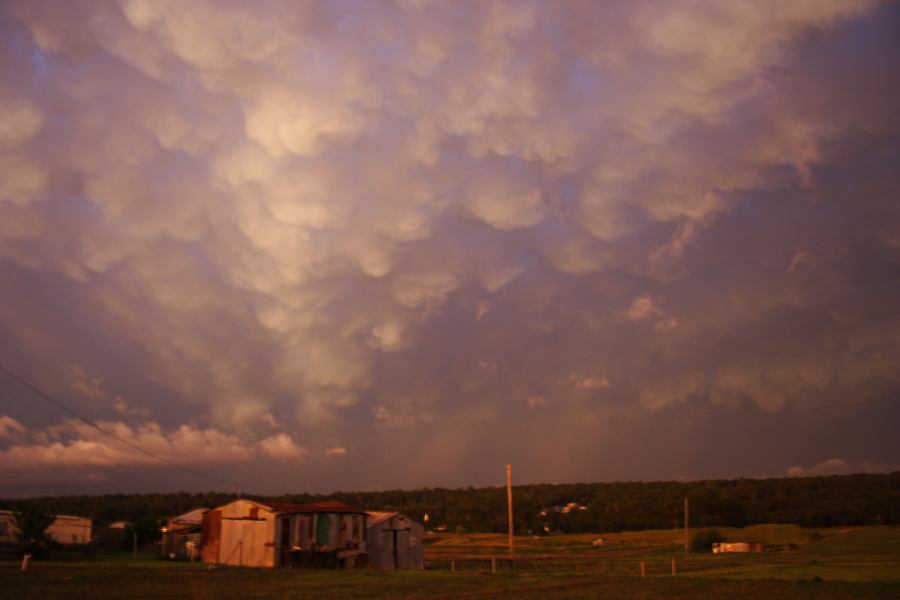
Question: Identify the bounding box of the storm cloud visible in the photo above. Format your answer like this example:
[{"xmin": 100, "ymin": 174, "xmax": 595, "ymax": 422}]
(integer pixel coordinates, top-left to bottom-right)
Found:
[{"xmin": 1, "ymin": 0, "xmax": 898, "ymax": 495}]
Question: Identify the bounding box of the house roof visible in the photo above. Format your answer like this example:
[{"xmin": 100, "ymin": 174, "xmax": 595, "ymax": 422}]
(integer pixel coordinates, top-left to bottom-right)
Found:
[{"xmin": 261, "ymin": 500, "xmax": 366, "ymax": 515}]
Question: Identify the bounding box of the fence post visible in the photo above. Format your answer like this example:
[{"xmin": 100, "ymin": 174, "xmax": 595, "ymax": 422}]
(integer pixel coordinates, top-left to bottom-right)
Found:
[
  {"xmin": 672, "ymin": 558, "xmax": 676, "ymax": 575},
  {"xmin": 20, "ymin": 554, "xmax": 31, "ymax": 572},
  {"xmin": 640, "ymin": 560, "xmax": 646, "ymax": 577},
  {"xmin": 451, "ymin": 560, "xmax": 456, "ymax": 573}
]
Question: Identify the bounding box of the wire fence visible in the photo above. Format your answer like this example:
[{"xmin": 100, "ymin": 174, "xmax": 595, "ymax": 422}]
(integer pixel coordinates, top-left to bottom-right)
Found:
[{"xmin": 425, "ymin": 553, "xmax": 766, "ymax": 576}]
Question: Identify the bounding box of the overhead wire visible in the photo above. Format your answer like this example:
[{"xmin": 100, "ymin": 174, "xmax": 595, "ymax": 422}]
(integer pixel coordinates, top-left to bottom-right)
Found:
[{"xmin": 0, "ymin": 362, "xmax": 241, "ymax": 491}]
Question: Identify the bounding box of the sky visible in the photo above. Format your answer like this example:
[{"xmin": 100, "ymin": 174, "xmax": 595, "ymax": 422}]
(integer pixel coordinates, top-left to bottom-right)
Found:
[{"xmin": 1, "ymin": 0, "xmax": 899, "ymax": 497}]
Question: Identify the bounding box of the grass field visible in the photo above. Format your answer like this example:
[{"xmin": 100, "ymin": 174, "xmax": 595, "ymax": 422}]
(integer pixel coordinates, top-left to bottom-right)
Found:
[{"xmin": 2, "ymin": 525, "xmax": 898, "ymax": 599}]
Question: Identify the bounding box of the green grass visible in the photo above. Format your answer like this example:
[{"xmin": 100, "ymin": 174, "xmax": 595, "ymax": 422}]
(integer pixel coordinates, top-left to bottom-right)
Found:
[
  {"xmin": 2, "ymin": 565, "xmax": 897, "ymax": 599},
  {"xmin": 2, "ymin": 525, "xmax": 898, "ymax": 599}
]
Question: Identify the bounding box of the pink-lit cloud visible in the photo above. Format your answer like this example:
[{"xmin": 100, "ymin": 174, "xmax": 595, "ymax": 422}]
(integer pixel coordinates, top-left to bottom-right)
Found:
[
  {"xmin": 0, "ymin": 416, "xmax": 308, "ymax": 469},
  {"xmin": 0, "ymin": 0, "xmax": 898, "ymax": 493}
]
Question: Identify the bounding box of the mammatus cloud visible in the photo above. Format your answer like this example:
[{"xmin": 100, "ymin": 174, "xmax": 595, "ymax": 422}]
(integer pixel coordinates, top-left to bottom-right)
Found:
[
  {"xmin": 787, "ymin": 459, "xmax": 900, "ymax": 478},
  {"xmin": 0, "ymin": 1, "xmax": 898, "ymax": 492}
]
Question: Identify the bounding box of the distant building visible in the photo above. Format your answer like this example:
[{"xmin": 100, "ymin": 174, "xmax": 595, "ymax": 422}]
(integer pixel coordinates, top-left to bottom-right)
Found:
[
  {"xmin": 365, "ymin": 512, "xmax": 424, "ymax": 570},
  {"xmin": 713, "ymin": 542, "xmax": 765, "ymax": 553},
  {"xmin": 555, "ymin": 502, "xmax": 588, "ymax": 514},
  {"xmin": 47, "ymin": 514, "xmax": 93, "ymax": 545},
  {"xmin": 201, "ymin": 499, "xmax": 367, "ymax": 569},
  {"xmin": 0, "ymin": 510, "xmax": 93, "ymax": 546},
  {"xmin": 0, "ymin": 511, "xmax": 15, "ymax": 544},
  {"xmin": 161, "ymin": 508, "xmax": 208, "ymax": 560}
]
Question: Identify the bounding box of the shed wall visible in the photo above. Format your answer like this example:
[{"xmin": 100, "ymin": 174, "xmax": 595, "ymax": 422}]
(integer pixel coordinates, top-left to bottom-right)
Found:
[
  {"xmin": 216, "ymin": 500, "xmax": 277, "ymax": 567},
  {"xmin": 47, "ymin": 516, "xmax": 92, "ymax": 545},
  {"xmin": 0, "ymin": 512, "xmax": 15, "ymax": 544},
  {"xmin": 366, "ymin": 515, "xmax": 424, "ymax": 570}
]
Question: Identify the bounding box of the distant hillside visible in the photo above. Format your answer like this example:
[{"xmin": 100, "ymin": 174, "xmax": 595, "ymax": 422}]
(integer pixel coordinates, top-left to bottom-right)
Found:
[{"xmin": 2, "ymin": 472, "xmax": 897, "ymax": 534}]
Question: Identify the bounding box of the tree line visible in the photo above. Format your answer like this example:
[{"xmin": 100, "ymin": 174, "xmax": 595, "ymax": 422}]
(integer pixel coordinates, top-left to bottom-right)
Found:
[{"xmin": 2, "ymin": 472, "xmax": 897, "ymax": 535}]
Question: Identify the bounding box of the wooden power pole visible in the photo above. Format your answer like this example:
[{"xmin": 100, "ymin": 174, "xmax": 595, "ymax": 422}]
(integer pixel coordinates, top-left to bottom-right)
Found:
[
  {"xmin": 506, "ymin": 464, "xmax": 514, "ymax": 557},
  {"xmin": 684, "ymin": 497, "xmax": 690, "ymax": 555}
]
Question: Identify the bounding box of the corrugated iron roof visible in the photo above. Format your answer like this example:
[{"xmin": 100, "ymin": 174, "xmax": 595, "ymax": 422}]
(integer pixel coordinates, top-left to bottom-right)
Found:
[
  {"xmin": 168, "ymin": 508, "xmax": 208, "ymax": 525},
  {"xmin": 262, "ymin": 500, "xmax": 366, "ymax": 514},
  {"xmin": 169, "ymin": 523, "xmax": 203, "ymax": 534}
]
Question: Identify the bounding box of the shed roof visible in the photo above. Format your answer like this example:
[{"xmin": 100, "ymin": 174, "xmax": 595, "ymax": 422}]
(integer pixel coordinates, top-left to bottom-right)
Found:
[
  {"xmin": 168, "ymin": 508, "xmax": 208, "ymax": 525},
  {"xmin": 366, "ymin": 511, "xmax": 399, "ymax": 525},
  {"xmin": 261, "ymin": 500, "xmax": 366, "ymax": 515}
]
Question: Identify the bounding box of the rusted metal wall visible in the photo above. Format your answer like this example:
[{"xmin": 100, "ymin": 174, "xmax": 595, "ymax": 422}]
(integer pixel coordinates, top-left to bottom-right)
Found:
[{"xmin": 201, "ymin": 508, "xmax": 222, "ymax": 563}]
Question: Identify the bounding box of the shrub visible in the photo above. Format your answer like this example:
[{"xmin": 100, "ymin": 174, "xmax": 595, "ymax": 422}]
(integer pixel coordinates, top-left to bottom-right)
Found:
[{"xmin": 691, "ymin": 528, "xmax": 726, "ymax": 552}]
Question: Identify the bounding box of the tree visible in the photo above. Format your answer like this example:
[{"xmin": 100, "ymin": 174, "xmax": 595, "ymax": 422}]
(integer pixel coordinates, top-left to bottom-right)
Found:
[
  {"xmin": 12, "ymin": 505, "xmax": 55, "ymax": 557},
  {"xmin": 691, "ymin": 528, "xmax": 726, "ymax": 552},
  {"xmin": 124, "ymin": 516, "xmax": 164, "ymax": 550}
]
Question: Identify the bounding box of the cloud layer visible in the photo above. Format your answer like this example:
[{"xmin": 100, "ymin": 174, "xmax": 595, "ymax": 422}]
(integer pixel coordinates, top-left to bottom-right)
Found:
[
  {"xmin": 0, "ymin": 415, "xmax": 307, "ymax": 468},
  {"xmin": 1, "ymin": 0, "xmax": 898, "ymax": 493}
]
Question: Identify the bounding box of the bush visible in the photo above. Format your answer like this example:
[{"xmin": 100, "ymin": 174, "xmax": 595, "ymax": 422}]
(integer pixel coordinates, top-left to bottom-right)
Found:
[
  {"xmin": 691, "ymin": 528, "xmax": 726, "ymax": 552},
  {"xmin": 123, "ymin": 517, "xmax": 164, "ymax": 550}
]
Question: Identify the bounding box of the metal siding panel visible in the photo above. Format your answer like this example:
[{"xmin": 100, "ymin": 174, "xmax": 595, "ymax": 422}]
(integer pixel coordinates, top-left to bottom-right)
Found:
[
  {"xmin": 410, "ymin": 522, "xmax": 425, "ymax": 569},
  {"xmin": 316, "ymin": 513, "xmax": 330, "ymax": 547},
  {"xmin": 396, "ymin": 530, "xmax": 410, "ymax": 569},
  {"xmin": 219, "ymin": 519, "xmax": 239, "ymax": 566},
  {"xmin": 329, "ymin": 514, "xmax": 338, "ymax": 548},
  {"xmin": 202, "ymin": 509, "xmax": 222, "ymax": 563}
]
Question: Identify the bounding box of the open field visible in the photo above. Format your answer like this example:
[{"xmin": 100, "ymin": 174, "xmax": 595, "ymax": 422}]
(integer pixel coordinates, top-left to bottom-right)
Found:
[{"xmin": 2, "ymin": 525, "xmax": 898, "ymax": 599}]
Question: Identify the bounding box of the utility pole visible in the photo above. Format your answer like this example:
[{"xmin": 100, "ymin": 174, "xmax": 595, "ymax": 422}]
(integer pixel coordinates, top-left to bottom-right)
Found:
[
  {"xmin": 506, "ymin": 464, "xmax": 514, "ymax": 557},
  {"xmin": 684, "ymin": 497, "xmax": 689, "ymax": 555}
]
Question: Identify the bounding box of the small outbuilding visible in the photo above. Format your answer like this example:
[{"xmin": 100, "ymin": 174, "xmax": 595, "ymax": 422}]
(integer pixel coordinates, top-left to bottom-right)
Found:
[
  {"xmin": 365, "ymin": 512, "xmax": 424, "ymax": 570},
  {"xmin": 0, "ymin": 510, "xmax": 16, "ymax": 544},
  {"xmin": 713, "ymin": 541, "xmax": 766, "ymax": 553},
  {"xmin": 0, "ymin": 510, "xmax": 94, "ymax": 546},
  {"xmin": 48, "ymin": 514, "xmax": 93, "ymax": 546},
  {"xmin": 161, "ymin": 508, "xmax": 208, "ymax": 560},
  {"xmin": 0, "ymin": 510, "xmax": 92, "ymax": 546},
  {"xmin": 201, "ymin": 499, "xmax": 367, "ymax": 569}
]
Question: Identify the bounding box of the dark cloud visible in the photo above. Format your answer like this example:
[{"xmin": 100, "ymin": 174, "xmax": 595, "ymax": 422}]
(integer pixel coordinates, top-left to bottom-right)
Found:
[{"xmin": 0, "ymin": 1, "xmax": 898, "ymax": 495}]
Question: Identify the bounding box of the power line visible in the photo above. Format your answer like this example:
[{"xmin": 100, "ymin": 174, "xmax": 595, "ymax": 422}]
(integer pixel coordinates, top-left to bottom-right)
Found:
[{"xmin": 0, "ymin": 363, "xmax": 241, "ymax": 491}]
